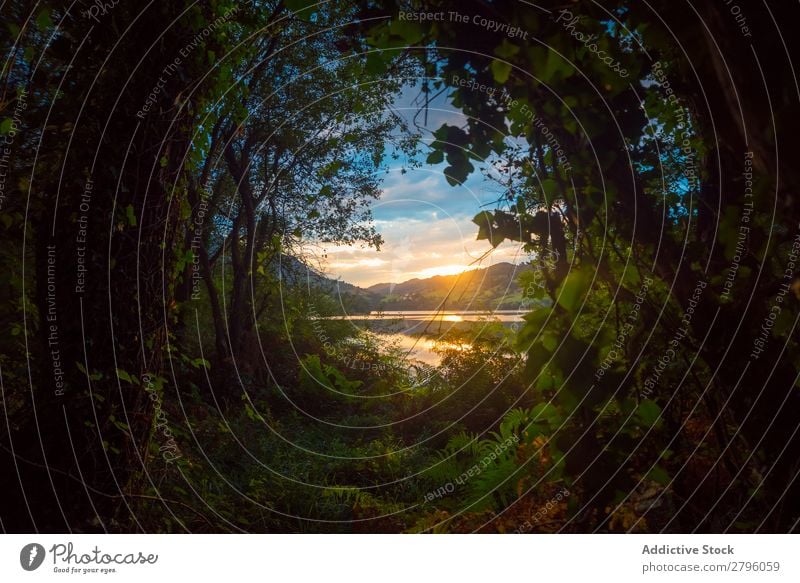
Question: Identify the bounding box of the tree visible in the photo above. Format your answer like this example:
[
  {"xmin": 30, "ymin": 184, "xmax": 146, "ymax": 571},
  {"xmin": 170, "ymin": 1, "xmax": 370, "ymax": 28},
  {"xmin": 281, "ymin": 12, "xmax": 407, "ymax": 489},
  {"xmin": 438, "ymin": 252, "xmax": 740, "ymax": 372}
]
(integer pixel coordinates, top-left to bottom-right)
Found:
[
  {"xmin": 0, "ymin": 1, "xmax": 242, "ymax": 531},
  {"xmin": 366, "ymin": 0, "xmax": 800, "ymax": 531},
  {"xmin": 182, "ymin": 4, "xmax": 415, "ymax": 393}
]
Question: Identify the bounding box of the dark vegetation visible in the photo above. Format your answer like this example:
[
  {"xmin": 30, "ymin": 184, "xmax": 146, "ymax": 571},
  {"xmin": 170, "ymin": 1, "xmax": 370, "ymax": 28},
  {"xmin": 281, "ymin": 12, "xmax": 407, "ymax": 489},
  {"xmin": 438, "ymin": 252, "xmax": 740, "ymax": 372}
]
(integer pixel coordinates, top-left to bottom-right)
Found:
[{"xmin": 1, "ymin": 0, "xmax": 799, "ymax": 533}]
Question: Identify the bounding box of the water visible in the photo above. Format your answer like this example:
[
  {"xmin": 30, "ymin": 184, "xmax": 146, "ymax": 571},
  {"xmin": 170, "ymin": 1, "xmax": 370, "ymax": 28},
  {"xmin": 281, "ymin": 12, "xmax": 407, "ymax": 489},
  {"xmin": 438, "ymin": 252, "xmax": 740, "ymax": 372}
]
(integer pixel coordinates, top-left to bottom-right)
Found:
[
  {"xmin": 334, "ymin": 310, "xmax": 525, "ymax": 366},
  {"xmin": 377, "ymin": 332, "xmax": 468, "ymax": 366},
  {"xmin": 328, "ymin": 310, "xmax": 526, "ymax": 324}
]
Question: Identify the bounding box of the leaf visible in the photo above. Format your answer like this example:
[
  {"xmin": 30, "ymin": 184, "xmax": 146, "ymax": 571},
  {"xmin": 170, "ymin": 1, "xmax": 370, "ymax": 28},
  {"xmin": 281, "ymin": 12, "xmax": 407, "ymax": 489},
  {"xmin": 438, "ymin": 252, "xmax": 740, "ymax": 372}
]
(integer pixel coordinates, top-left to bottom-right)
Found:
[
  {"xmin": 426, "ymin": 149, "xmax": 444, "ymax": 165},
  {"xmin": 0, "ymin": 119, "xmax": 11, "ymax": 134},
  {"xmin": 494, "ymin": 39, "xmax": 520, "ymax": 60},
  {"xmin": 191, "ymin": 358, "xmax": 211, "ymax": 370},
  {"xmin": 541, "ymin": 333, "xmax": 558, "ymax": 351},
  {"xmin": 542, "ymin": 50, "xmax": 573, "ymax": 83},
  {"xmin": 646, "ymin": 465, "xmax": 670, "ymax": 485},
  {"xmin": 556, "ymin": 269, "xmax": 591, "ymax": 312},
  {"xmin": 365, "ymin": 51, "xmax": 387, "ymax": 76},
  {"xmin": 472, "ymin": 210, "xmax": 505, "ymax": 247},
  {"xmin": 125, "ymin": 205, "xmax": 137, "ymax": 227},
  {"xmin": 36, "ymin": 9, "xmax": 52, "ymax": 31},
  {"xmin": 443, "ymin": 165, "xmax": 463, "ymax": 186},
  {"xmin": 530, "ymin": 402, "xmax": 561, "ymax": 426},
  {"xmin": 490, "ymin": 59, "xmax": 512, "ymax": 84},
  {"xmin": 772, "ymin": 308, "xmax": 794, "ymax": 338},
  {"xmin": 245, "ymin": 402, "xmax": 265, "ymax": 422},
  {"xmin": 540, "ymin": 178, "xmax": 559, "ymax": 203},
  {"xmin": 389, "ymin": 18, "xmax": 423, "ymax": 45},
  {"xmin": 636, "ymin": 399, "xmax": 661, "ymax": 428},
  {"xmin": 439, "ymin": 124, "xmax": 469, "ymax": 147},
  {"xmin": 116, "ymin": 368, "xmax": 135, "ymax": 384},
  {"xmin": 472, "ymin": 211, "xmax": 494, "ymax": 226},
  {"xmin": 285, "ymin": 0, "xmax": 315, "ymax": 20}
]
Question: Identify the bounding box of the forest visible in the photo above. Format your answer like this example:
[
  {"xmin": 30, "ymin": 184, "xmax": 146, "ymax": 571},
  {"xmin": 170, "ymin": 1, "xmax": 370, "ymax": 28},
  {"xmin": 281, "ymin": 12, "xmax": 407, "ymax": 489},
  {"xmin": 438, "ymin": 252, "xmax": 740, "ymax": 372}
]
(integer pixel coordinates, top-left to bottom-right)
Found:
[{"xmin": 1, "ymin": 0, "xmax": 799, "ymax": 534}]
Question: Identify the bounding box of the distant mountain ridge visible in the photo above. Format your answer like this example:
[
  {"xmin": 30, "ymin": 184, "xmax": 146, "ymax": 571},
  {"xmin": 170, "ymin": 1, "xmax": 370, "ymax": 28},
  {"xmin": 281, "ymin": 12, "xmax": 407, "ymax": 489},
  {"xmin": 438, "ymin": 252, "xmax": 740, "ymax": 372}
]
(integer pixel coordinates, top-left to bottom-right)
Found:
[
  {"xmin": 290, "ymin": 257, "xmax": 534, "ymax": 312},
  {"xmin": 277, "ymin": 255, "xmax": 376, "ymax": 312},
  {"xmin": 365, "ymin": 262, "xmax": 533, "ymax": 311}
]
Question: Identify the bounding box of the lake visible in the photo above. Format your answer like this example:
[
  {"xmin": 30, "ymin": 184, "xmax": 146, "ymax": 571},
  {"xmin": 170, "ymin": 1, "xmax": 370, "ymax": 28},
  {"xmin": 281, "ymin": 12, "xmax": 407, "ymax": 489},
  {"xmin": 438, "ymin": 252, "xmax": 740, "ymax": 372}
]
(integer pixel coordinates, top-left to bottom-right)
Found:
[
  {"xmin": 328, "ymin": 310, "xmax": 526, "ymax": 324},
  {"xmin": 330, "ymin": 310, "xmax": 526, "ymax": 366}
]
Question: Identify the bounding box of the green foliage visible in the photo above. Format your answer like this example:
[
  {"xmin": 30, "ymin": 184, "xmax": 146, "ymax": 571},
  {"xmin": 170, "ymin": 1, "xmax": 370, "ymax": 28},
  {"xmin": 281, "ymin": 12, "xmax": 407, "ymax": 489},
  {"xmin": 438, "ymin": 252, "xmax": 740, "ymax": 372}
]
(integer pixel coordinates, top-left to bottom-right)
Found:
[
  {"xmin": 6, "ymin": 0, "xmax": 796, "ymax": 535},
  {"xmin": 300, "ymin": 354, "xmax": 363, "ymax": 395},
  {"xmin": 555, "ymin": 268, "xmax": 592, "ymax": 312}
]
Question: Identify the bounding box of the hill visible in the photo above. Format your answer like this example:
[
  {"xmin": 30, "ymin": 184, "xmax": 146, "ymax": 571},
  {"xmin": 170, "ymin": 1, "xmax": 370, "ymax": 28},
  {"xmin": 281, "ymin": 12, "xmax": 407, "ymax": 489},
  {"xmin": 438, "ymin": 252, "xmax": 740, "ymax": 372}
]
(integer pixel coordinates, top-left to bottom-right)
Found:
[
  {"xmin": 277, "ymin": 255, "xmax": 377, "ymax": 313},
  {"xmin": 366, "ymin": 262, "xmax": 533, "ymax": 311},
  {"xmin": 287, "ymin": 258, "xmax": 536, "ymax": 312}
]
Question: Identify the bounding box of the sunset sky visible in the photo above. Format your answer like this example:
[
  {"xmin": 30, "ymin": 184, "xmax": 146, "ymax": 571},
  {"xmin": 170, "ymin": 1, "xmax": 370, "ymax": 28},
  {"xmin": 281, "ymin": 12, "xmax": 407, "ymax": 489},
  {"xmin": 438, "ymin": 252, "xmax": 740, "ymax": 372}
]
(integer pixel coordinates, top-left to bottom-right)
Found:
[
  {"xmin": 321, "ymin": 86, "xmax": 527, "ymax": 288},
  {"xmin": 323, "ymin": 167, "xmax": 525, "ymax": 287}
]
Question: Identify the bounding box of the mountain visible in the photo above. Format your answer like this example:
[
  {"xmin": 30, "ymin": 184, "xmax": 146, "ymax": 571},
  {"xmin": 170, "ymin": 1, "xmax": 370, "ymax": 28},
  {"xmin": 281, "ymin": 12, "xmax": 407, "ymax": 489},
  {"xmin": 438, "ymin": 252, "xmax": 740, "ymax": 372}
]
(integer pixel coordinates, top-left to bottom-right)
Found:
[
  {"xmin": 366, "ymin": 262, "xmax": 533, "ymax": 311},
  {"xmin": 277, "ymin": 255, "xmax": 377, "ymax": 313},
  {"xmin": 282, "ymin": 257, "xmax": 536, "ymax": 312}
]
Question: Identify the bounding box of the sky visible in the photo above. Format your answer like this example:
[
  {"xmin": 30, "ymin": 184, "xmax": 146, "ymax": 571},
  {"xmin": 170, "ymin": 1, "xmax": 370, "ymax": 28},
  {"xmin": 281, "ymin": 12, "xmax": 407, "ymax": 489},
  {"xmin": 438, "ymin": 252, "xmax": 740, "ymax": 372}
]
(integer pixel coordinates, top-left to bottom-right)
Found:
[{"xmin": 319, "ymin": 83, "xmax": 528, "ymax": 288}]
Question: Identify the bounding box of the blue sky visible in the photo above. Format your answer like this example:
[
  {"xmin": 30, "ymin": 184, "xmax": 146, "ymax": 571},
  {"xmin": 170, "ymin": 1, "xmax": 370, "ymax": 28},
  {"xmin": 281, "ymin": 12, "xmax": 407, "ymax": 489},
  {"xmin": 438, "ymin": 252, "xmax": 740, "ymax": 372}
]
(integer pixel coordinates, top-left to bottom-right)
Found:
[{"xmin": 319, "ymin": 82, "xmax": 527, "ymax": 287}]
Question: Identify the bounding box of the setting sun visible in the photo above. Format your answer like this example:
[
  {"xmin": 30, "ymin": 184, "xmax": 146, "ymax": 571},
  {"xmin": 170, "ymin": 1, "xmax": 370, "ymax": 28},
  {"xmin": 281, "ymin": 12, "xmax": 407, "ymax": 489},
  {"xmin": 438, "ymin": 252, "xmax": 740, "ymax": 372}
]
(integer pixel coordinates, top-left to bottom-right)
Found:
[
  {"xmin": 441, "ymin": 314, "xmax": 463, "ymax": 322},
  {"xmin": 417, "ymin": 264, "xmax": 472, "ymax": 279}
]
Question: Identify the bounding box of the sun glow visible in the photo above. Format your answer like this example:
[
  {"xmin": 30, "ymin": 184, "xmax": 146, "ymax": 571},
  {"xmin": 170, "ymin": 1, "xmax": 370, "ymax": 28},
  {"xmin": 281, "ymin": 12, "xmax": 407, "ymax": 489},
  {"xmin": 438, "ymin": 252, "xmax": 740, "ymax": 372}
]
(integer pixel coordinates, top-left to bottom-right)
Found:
[
  {"xmin": 416, "ymin": 264, "xmax": 472, "ymax": 279},
  {"xmin": 441, "ymin": 314, "xmax": 463, "ymax": 322}
]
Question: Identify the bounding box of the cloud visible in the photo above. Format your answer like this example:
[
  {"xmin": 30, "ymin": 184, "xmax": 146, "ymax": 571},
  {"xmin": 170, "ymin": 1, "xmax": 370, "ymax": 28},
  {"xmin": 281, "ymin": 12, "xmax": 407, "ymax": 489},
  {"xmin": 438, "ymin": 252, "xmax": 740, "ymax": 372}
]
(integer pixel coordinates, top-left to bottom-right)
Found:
[
  {"xmin": 373, "ymin": 165, "xmax": 505, "ymax": 224},
  {"xmin": 312, "ymin": 81, "xmax": 529, "ymax": 287},
  {"xmin": 323, "ymin": 214, "xmax": 526, "ymax": 287}
]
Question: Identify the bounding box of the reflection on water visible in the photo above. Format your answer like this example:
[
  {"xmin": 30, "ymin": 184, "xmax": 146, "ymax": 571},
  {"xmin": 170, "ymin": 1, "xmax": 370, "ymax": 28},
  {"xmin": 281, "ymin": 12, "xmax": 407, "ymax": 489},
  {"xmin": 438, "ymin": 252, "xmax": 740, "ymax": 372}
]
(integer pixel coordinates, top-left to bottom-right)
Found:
[
  {"xmin": 330, "ymin": 310, "xmax": 526, "ymax": 324},
  {"xmin": 363, "ymin": 311, "xmax": 519, "ymax": 366},
  {"xmin": 327, "ymin": 310, "xmax": 523, "ymax": 367},
  {"xmin": 379, "ymin": 332, "xmax": 468, "ymax": 366}
]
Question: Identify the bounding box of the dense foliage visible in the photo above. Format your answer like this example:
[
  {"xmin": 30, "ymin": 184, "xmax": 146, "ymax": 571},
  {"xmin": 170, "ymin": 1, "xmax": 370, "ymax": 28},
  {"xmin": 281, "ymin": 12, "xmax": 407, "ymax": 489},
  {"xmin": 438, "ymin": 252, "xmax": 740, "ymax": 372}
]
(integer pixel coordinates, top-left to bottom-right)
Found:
[{"xmin": 1, "ymin": 0, "xmax": 798, "ymax": 533}]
